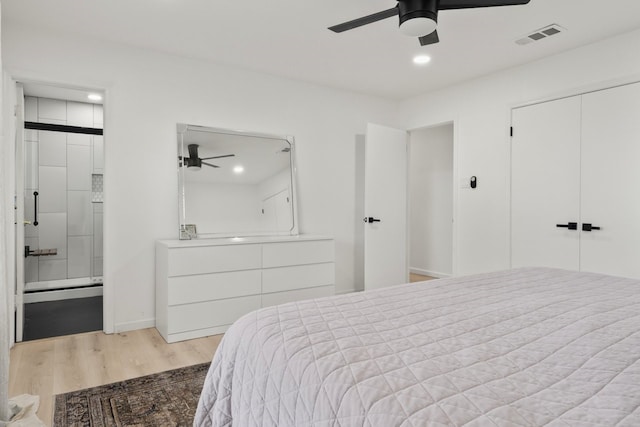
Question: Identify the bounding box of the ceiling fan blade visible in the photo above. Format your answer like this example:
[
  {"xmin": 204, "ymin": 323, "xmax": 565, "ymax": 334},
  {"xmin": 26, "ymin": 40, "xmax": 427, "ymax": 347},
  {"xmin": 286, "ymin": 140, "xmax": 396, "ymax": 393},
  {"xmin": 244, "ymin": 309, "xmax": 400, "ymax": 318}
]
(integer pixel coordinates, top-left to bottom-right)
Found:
[
  {"xmin": 201, "ymin": 161, "xmax": 220, "ymax": 168},
  {"xmin": 328, "ymin": 7, "xmax": 398, "ymax": 33},
  {"xmin": 439, "ymin": 0, "xmax": 530, "ymax": 10},
  {"xmin": 187, "ymin": 144, "xmax": 199, "ymax": 159},
  {"xmin": 200, "ymin": 154, "xmax": 235, "ymax": 160},
  {"xmin": 419, "ymin": 30, "xmax": 439, "ymax": 46}
]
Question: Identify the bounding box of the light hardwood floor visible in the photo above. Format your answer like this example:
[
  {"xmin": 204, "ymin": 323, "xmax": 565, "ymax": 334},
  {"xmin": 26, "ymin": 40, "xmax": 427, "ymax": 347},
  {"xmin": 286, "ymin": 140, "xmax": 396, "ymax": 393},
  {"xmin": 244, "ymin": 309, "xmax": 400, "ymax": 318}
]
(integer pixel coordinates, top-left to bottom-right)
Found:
[
  {"xmin": 9, "ymin": 328, "xmax": 221, "ymax": 426},
  {"xmin": 410, "ymin": 273, "xmax": 436, "ymax": 283}
]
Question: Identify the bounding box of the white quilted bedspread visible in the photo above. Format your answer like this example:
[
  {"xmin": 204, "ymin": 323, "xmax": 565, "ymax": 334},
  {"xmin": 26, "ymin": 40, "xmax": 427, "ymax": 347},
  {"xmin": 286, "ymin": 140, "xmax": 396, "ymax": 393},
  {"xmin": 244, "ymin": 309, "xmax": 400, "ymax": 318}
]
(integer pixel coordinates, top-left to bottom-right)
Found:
[{"xmin": 194, "ymin": 268, "xmax": 640, "ymax": 426}]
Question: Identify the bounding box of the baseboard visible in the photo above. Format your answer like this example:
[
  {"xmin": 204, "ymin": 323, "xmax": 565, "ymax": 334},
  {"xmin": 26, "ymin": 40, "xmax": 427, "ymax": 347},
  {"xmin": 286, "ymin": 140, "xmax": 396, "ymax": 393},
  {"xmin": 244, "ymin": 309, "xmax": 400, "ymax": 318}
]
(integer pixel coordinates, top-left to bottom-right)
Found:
[
  {"xmin": 115, "ymin": 318, "xmax": 156, "ymax": 333},
  {"xmin": 336, "ymin": 287, "xmax": 362, "ymax": 295},
  {"xmin": 410, "ymin": 268, "xmax": 451, "ymax": 279}
]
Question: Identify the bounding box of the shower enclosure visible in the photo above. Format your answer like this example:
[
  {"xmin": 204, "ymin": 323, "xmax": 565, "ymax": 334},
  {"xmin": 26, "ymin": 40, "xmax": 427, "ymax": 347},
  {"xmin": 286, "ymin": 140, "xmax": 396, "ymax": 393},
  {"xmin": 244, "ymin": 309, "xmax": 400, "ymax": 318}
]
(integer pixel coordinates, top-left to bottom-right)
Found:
[{"xmin": 18, "ymin": 94, "xmax": 104, "ymax": 341}]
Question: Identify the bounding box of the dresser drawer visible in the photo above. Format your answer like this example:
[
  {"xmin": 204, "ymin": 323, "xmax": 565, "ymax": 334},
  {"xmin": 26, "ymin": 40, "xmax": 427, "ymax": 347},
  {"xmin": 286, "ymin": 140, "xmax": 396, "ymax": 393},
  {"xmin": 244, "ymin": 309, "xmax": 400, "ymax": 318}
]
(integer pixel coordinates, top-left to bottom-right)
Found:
[
  {"xmin": 157, "ymin": 237, "xmax": 335, "ymax": 343},
  {"xmin": 262, "ymin": 285, "xmax": 334, "ymax": 308},
  {"xmin": 262, "ymin": 263, "xmax": 334, "ymax": 293},
  {"xmin": 168, "ymin": 270, "xmax": 261, "ymax": 306},
  {"xmin": 168, "ymin": 244, "xmax": 261, "ymax": 276},
  {"xmin": 167, "ymin": 295, "xmax": 261, "ymax": 334},
  {"xmin": 262, "ymin": 240, "xmax": 334, "ymax": 268}
]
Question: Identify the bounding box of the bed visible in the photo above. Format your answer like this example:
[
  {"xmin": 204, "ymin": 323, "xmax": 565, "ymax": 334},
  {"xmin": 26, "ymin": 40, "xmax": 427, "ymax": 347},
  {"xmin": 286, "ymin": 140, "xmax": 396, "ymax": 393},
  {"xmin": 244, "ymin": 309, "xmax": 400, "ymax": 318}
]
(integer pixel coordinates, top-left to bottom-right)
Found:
[{"xmin": 194, "ymin": 267, "xmax": 640, "ymax": 426}]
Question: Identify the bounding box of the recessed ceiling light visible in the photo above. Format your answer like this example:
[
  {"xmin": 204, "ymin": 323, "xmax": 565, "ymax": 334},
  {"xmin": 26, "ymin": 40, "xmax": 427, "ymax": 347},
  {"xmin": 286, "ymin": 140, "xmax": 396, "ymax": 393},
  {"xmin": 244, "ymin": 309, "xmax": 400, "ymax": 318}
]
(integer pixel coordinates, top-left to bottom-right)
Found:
[
  {"xmin": 233, "ymin": 166, "xmax": 244, "ymax": 174},
  {"xmin": 88, "ymin": 93, "xmax": 103, "ymax": 101},
  {"xmin": 413, "ymin": 55, "xmax": 432, "ymax": 65}
]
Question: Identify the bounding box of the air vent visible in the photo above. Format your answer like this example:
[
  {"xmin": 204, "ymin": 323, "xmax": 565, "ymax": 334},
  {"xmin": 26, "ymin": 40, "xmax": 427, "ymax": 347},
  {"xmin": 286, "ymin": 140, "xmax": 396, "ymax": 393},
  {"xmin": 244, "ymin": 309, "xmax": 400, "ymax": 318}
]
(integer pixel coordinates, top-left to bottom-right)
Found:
[{"xmin": 516, "ymin": 24, "xmax": 565, "ymax": 45}]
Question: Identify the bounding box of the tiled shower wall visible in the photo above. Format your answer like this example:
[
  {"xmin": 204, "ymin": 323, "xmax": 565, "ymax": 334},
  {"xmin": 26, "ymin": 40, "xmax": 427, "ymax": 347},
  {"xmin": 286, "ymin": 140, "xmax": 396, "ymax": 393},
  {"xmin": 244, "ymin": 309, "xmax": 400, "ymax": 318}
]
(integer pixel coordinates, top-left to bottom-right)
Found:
[{"xmin": 24, "ymin": 97, "xmax": 104, "ymax": 283}]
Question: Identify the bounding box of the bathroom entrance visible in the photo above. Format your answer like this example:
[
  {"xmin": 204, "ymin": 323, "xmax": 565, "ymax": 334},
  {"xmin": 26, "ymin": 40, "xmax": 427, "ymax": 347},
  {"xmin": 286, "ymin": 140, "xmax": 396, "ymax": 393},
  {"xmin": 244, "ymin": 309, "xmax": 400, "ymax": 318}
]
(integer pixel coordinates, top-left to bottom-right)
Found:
[{"xmin": 15, "ymin": 82, "xmax": 105, "ymax": 342}]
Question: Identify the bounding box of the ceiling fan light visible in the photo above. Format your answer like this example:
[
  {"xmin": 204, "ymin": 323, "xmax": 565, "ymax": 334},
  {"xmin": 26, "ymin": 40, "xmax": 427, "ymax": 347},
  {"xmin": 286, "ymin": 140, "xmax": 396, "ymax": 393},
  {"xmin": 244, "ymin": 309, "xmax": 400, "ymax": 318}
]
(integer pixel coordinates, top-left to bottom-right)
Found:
[
  {"xmin": 399, "ymin": 16, "xmax": 437, "ymax": 37},
  {"xmin": 185, "ymin": 157, "xmax": 202, "ymax": 170}
]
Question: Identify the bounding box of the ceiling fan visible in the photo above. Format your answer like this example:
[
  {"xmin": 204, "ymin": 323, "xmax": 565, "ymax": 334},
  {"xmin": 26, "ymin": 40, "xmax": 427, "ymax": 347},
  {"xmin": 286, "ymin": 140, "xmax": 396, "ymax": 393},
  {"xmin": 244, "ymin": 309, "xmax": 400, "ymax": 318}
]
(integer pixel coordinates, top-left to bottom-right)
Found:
[
  {"xmin": 179, "ymin": 144, "xmax": 235, "ymax": 170},
  {"xmin": 328, "ymin": 0, "xmax": 531, "ymax": 46}
]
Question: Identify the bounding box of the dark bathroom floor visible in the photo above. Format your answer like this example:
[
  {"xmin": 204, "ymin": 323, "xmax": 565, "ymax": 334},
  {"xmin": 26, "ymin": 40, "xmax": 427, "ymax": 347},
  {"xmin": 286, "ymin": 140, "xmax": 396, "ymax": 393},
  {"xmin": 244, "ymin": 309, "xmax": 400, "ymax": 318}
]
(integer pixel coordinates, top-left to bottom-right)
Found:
[{"xmin": 23, "ymin": 296, "xmax": 103, "ymax": 341}]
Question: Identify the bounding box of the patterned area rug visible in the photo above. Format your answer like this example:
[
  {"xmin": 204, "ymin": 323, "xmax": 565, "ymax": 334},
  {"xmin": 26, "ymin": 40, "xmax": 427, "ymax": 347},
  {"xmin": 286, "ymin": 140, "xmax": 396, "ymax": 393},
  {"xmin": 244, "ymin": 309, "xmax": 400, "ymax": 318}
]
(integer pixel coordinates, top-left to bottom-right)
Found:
[{"xmin": 53, "ymin": 363, "xmax": 210, "ymax": 426}]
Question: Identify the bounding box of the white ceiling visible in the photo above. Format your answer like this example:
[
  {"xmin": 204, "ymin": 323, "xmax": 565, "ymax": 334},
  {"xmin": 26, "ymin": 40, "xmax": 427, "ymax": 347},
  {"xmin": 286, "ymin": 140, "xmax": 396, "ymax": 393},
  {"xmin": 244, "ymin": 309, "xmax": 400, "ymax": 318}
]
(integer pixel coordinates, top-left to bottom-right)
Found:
[
  {"xmin": 22, "ymin": 82, "xmax": 104, "ymax": 104},
  {"xmin": 180, "ymin": 127, "xmax": 291, "ymax": 184},
  {"xmin": 4, "ymin": 0, "xmax": 640, "ymax": 100}
]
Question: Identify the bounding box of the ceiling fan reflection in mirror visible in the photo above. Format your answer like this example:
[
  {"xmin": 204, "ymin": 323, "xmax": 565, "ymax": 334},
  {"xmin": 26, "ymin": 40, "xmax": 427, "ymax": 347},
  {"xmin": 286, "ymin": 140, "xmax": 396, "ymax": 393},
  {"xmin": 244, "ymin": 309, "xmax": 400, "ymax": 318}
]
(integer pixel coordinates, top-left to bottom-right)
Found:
[
  {"xmin": 179, "ymin": 144, "xmax": 235, "ymax": 171},
  {"xmin": 328, "ymin": 0, "xmax": 531, "ymax": 46}
]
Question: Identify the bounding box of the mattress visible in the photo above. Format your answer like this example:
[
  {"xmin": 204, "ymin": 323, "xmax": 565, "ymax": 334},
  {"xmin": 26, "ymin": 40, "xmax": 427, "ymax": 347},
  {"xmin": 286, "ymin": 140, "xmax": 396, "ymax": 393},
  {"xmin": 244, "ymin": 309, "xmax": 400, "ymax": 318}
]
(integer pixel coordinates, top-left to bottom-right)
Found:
[{"xmin": 194, "ymin": 267, "xmax": 640, "ymax": 426}]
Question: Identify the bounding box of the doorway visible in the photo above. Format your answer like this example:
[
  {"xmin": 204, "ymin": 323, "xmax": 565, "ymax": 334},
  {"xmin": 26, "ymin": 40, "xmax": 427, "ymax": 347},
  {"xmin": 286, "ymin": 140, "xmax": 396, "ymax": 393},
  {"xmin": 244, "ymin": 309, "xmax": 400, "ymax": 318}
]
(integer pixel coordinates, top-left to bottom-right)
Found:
[
  {"xmin": 15, "ymin": 82, "xmax": 105, "ymax": 342},
  {"xmin": 354, "ymin": 121, "xmax": 455, "ymax": 291},
  {"xmin": 408, "ymin": 123, "xmax": 454, "ymax": 281}
]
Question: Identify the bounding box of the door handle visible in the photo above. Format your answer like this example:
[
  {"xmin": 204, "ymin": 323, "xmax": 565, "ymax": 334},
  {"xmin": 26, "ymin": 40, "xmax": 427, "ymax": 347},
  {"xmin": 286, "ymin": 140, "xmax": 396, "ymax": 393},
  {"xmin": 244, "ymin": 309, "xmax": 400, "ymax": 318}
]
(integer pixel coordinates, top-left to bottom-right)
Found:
[
  {"xmin": 582, "ymin": 223, "xmax": 601, "ymax": 232},
  {"xmin": 33, "ymin": 191, "xmax": 39, "ymax": 226},
  {"xmin": 364, "ymin": 217, "xmax": 381, "ymax": 223},
  {"xmin": 556, "ymin": 222, "xmax": 577, "ymax": 230}
]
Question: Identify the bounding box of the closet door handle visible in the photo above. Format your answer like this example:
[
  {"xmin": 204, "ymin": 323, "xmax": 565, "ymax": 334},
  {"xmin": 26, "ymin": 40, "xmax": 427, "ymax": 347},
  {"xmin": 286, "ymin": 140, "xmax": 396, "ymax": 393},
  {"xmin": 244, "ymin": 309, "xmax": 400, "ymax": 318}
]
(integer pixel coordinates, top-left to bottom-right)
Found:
[
  {"xmin": 556, "ymin": 222, "xmax": 577, "ymax": 230},
  {"xmin": 364, "ymin": 217, "xmax": 381, "ymax": 223},
  {"xmin": 582, "ymin": 223, "xmax": 601, "ymax": 232},
  {"xmin": 33, "ymin": 191, "xmax": 39, "ymax": 226}
]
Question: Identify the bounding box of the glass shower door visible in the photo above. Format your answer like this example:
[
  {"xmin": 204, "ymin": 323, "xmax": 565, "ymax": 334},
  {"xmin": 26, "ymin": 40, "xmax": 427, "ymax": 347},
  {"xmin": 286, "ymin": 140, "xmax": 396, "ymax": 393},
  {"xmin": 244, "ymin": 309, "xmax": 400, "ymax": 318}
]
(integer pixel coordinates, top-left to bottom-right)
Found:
[
  {"xmin": 22, "ymin": 96, "xmax": 104, "ymax": 294},
  {"xmin": 18, "ymin": 94, "xmax": 104, "ymax": 341}
]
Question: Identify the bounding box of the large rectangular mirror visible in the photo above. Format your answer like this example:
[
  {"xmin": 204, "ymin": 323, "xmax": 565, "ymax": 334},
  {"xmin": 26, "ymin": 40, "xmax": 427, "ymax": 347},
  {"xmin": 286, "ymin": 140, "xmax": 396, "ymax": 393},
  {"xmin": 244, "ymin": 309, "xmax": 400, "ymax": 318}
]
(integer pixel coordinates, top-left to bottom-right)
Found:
[{"xmin": 177, "ymin": 124, "xmax": 298, "ymax": 239}]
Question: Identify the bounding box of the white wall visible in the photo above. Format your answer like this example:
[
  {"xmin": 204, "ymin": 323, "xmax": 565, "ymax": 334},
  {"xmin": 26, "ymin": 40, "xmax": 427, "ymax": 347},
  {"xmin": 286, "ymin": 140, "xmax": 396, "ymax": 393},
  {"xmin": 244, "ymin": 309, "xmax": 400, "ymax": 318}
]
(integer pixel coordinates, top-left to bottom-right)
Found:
[
  {"xmin": 409, "ymin": 124, "xmax": 453, "ymax": 278},
  {"xmin": 183, "ymin": 168, "xmax": 292, "ymax": 235},
  {"xmin": 397, "ymin": 28, "xmax": 640, "ymax": 276},
  {"xmin": 0, "ymin": 2, "xmax": 11, "ymax": 420},
  {"xmin": 352, "ymin": 135, "xmax": 366, "ymax": 293},
  {"xmin": 8, "ymin": 21, "xmax": 640, "ymax": 333},
  {"xmin": 258, "ymin": 168, "xmax": 293, "ymax": 232},
  {"xmin": 185, "ymin": 181, "xmax": 262, "ymax": 234},
  {"xmin": 1, "ymin": 23, "xmax": 399, "ymax": 331},
  {"xmin": 258, "ymin": 168, "xmax": 290, "ymax": 201}
]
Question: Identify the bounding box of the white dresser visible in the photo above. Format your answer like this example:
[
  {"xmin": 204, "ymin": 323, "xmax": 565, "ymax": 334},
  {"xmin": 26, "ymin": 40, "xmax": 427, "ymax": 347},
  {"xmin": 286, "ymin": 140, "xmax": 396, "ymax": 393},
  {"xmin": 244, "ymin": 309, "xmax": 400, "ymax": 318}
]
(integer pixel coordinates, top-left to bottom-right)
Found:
[{"xmin": 155, "ymin": 235, "xmax": 335, "ymax": 343}]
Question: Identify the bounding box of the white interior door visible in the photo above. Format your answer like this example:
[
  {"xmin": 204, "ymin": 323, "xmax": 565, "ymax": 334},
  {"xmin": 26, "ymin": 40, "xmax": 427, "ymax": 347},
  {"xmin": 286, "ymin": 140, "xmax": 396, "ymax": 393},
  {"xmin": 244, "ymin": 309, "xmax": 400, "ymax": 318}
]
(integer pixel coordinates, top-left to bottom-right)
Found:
[
  {"xmin": 15, "ymin": 84, "xmax": 25, "ymax": 342},
  {"xmin": 364, "ymin": 123, "xmax": 408, "ymax": 290},
  {"xmin": 273, "ymin": 189, "xmax": 292, "ymax": 231},
  {"xmin": 580, "ymin": 82, "xmax": 640, "ymax": 279},
  {"xmin": 511, "ymin": 96, "xmax": 581, "ymax": 270}
]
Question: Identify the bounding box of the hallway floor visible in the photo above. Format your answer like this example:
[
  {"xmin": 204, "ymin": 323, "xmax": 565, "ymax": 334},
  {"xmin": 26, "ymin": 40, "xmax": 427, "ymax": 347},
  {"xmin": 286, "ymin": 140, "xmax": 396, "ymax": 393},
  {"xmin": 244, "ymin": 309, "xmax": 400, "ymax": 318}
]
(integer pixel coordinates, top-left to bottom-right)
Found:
[{"xmin": 409, "ymin": 273, "xmax": 437, "ymax": 283}]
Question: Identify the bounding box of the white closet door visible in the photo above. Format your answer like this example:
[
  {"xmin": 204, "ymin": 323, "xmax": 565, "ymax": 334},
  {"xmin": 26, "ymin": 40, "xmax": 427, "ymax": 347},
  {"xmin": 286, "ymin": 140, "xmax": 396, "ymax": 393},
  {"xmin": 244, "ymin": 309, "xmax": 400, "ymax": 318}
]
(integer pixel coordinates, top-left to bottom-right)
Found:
[
  {"xmin": 581, "ymin": 82, "xmax": 640, "ymax": 279},
  {"xmin": 511, "ymin": 97, "xmax": 581, "ymax": 270}
]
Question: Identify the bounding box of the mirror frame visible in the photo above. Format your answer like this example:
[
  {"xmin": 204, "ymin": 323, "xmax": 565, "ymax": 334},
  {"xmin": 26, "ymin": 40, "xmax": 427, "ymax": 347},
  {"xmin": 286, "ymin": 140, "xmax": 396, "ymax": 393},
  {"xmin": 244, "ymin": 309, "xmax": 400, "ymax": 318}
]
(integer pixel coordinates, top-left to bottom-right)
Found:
[{"xmin": 177, "ymin": 123, "xmax": 299, "ymax": 239}]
